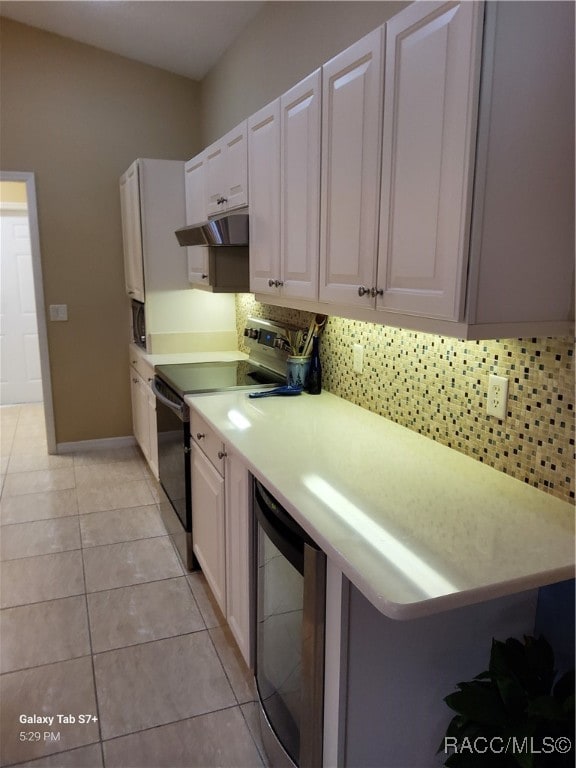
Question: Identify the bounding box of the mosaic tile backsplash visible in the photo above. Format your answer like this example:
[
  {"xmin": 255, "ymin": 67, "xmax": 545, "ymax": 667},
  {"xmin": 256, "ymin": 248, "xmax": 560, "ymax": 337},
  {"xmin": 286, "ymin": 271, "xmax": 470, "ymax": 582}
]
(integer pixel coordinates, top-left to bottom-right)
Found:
[{"xmin": 236, "ymin": 294, "xmax": 575, "ymax": 504}]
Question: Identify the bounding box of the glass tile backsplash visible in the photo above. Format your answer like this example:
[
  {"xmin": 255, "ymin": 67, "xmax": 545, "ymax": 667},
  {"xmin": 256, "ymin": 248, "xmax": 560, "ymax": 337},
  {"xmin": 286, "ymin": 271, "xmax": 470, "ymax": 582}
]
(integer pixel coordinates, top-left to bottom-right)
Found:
[{"xmin": 236, "ymin": 295, "xmax": 575, "ymax": 503}]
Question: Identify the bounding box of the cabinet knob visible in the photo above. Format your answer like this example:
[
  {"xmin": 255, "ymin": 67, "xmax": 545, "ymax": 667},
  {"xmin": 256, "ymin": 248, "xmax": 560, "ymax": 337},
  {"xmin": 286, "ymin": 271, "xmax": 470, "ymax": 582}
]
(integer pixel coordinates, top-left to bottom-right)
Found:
[
  {"xmin": 217, "ymin": 450, "xmax": 227, "ymax": 460},
  {"xmin": 371, "ymin": 287, "xmax": 384, "ymax": 298},
  {"xmin": 275, "ymin": 280, "xmax": 284, "ymax": 287},
  {"xmin": 216, "ymin": 196, "xmax": 228, "ymax": 205},
  {"xmin": 268, "ymin": 279, "xmax": 276, "ymax": 288},
  {"xmin": 128, "ymin": 290, "xmax": 135, "ymax": 295},
  {"xmin": 358, "ymin": 286, "xmax": 370, "ymax": 297},
  {"xmin": 196, "ymin": 432, "xmax": 205, "ymax": 440},
  {"xmin": 201, "ymin": 274, "xmax": 208, "ymax": 279}
]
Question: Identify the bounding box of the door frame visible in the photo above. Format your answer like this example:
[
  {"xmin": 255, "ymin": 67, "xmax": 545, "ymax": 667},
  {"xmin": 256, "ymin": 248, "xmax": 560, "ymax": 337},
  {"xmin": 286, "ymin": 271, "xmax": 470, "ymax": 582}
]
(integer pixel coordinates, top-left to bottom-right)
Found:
[{"xmin": 1, "ymin": 170, "xmax": 56, "ymax": 453}]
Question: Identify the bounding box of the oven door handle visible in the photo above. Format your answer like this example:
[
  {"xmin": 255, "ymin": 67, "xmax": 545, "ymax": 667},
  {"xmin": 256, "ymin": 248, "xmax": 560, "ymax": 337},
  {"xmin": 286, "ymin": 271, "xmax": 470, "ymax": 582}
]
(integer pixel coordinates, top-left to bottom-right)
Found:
[{"xmin": 151, "ymin": 379, "xmax": 186, "ymax": 420}]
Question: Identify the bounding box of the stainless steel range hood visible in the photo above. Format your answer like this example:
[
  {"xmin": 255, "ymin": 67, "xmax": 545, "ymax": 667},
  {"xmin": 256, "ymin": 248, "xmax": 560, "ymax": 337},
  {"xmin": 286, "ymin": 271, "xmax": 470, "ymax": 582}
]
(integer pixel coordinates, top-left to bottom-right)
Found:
[{"xmin": 175, "ymin": 212, "xmax": 249, "ymax": 247}]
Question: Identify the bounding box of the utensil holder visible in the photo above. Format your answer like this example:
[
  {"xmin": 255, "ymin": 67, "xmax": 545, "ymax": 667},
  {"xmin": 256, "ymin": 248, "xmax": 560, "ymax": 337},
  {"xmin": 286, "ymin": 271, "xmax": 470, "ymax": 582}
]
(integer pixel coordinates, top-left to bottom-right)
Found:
[{"xmin": 286, "ymin": 356, "xmax": 311, "ymax": 389}]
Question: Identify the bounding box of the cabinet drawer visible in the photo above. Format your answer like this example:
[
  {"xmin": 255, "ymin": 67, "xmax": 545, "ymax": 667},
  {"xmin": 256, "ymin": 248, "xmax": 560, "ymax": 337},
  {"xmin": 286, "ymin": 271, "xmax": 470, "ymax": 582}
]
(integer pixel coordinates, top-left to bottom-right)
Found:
[
  {"xmin": 129, "ymin": 347, "xmax": 154, "ymax": 384},
  {"xmin": 191, "ymin": 413, "xmax": 225, "ymax": 474}
]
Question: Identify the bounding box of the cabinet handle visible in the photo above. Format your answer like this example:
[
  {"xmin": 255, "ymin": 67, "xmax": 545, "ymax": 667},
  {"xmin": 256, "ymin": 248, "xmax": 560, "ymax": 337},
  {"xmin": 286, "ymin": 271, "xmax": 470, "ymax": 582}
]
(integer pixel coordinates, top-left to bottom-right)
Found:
[
  {"xmin": 371, "ymin": 287, "xmax": 384, "ymax": 298},
  {"xmin": 217, "ymin": 450, "xmax": 227, "ymax": 460},
  {"xmin": 196, "ymin": 432, "xmax": 205, "ymax": 440},
  {"xmin": 358, "ymin": 286, "xmax": 370, "ymax": 297}
]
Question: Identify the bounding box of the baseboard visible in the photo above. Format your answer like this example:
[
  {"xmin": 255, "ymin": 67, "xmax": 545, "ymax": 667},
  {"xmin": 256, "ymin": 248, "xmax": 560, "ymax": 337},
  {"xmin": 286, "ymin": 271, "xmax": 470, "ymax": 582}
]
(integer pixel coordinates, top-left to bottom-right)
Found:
[{"xmin": 57, "ymin": 435, "xmax": 137, "ymax": 454}]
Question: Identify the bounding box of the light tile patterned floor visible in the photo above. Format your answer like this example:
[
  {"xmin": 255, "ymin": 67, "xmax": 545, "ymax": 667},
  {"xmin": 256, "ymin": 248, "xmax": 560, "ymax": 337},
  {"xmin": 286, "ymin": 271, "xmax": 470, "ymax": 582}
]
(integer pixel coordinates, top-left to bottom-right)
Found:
[{"xmin": 0, "ymin": 404, "xmax": 266, "ymax": 768}]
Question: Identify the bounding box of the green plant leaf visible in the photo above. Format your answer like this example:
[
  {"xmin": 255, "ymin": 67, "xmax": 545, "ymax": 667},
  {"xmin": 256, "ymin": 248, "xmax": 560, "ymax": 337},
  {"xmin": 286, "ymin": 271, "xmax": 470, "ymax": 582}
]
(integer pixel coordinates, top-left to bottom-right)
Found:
[
  {"xmin": 496, "ymin": 676, "xmax": 528, "ymax": 720},
  {"xmin": 445, "ymin": 681, "xmax": 508, "ymax": 725},
  {"xmin": 526, "ymin": 695, "xmax": 566, "ymax": 721}
]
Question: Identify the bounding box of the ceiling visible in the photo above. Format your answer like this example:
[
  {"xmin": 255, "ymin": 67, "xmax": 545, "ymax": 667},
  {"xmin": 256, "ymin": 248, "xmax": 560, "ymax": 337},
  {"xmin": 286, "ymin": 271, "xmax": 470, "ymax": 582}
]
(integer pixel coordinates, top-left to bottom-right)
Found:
[{"xmin": 0, "ymin": 1, "xmax": 265, "ymax": 80}]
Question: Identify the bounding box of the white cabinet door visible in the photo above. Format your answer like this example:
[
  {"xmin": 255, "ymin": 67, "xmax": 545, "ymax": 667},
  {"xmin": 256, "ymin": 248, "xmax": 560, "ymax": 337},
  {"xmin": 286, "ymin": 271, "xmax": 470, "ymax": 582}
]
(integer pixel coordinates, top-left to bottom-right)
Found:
[
  {"xmin": 130, "ymin": 368, "xmax": 149, "ymax": 460},
  {"xmin": 248, "ymin": 99, "xmax": 281, "ymax": 295},
  {"xmin": 185, "ymin": 153, "xmax": 210, "ymax": 287},
  {"xmin": 222, "ymin": 121, "xmax": 248, "ymax": 211},
  {"xmin": 225, "ymin": 450, "xmax": 252, "ymax": 667},
  {"xmin": 192, "ymin": 444, "xmax": 226, "ymax": 615},
  {"xmin": 319, "ymin": 28, "xmax": 384, "ymax": 307},
  {"xmin": 281, "ymin": 69, "xmax": 321, "ymax": 301},
  {"xmin": 146, "ymin": 384, "xmax": 158, "ymax": 479},
  {"xmin": 205, "ymin": 121, "xmax": 248, "ymax": 216},
  {"xmin": 120, "ymin": 162, "xmax": 145, "ymax": 302},
  {"xmin": 376, "ymin": 1, "xmax": 483, "ymax": 320}
]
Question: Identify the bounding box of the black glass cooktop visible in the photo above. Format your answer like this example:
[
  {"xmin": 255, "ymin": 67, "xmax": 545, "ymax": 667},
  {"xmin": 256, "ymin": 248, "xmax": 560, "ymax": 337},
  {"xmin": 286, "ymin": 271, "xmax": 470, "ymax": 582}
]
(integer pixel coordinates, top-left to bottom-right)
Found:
[{"xmin": 155, "ymin": 360, "xmax": 284, "ymax": 397}]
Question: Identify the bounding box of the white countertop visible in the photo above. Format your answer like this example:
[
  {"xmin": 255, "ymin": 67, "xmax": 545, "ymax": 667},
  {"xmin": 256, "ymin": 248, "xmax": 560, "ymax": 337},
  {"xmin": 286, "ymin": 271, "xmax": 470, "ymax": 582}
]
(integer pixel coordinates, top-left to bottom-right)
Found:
[
  {"xmin": 186, "ymin": 390, "xmax": 574, "ymax": 620},
  {"xmin": 130, "ymin": 344, "xmax": 248, "ymax": 367}
]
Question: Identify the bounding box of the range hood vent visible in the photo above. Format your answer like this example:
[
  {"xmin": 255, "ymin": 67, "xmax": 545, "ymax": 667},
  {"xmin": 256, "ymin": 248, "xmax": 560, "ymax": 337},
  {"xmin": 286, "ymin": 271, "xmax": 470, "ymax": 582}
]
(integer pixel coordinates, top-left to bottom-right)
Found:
[{"xmin": 175, "ymin": 212, "xmax": 249, "ymax": 247}]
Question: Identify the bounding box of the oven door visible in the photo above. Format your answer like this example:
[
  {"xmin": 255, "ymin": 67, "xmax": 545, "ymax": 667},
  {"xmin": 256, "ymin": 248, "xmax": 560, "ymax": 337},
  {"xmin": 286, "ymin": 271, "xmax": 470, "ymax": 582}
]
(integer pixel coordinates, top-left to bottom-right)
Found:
[{"xmin": 152, "ymin": 378, "xmax": 194, "ymax": 570}]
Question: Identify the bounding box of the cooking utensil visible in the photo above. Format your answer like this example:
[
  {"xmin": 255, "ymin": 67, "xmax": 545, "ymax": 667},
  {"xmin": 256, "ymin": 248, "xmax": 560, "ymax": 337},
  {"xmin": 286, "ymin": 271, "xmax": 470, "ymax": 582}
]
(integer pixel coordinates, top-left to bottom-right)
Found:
[{"xmin": 248, "ymin": 385, "xmax": 303, "ymax": 399}]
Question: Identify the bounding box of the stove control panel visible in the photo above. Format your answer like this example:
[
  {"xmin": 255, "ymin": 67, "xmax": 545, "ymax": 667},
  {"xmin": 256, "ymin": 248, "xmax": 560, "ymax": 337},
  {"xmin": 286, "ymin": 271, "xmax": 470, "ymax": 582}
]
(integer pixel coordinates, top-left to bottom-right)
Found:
[{"xmin": 243, "ymin": 317, "xmax": 301, "ymax": 376}]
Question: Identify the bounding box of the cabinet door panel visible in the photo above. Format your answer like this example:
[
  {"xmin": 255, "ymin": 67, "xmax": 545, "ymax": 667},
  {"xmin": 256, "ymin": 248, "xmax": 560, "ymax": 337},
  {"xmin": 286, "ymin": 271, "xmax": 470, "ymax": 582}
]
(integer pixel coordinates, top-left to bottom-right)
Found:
[
  {"xmin": 223, "ymin": 122, "xmax": 248, "ymax": 211},
  {"xmin": 377, "ymin": 1, "xmax": 483, "ymax": 320},
  {"xmin": 185, "ymin": 153, "xmax": 210, "ymax": 286},
  {"xmin": 205, "ymin": 143, "xmax": 225, "ymax": 216},
  {"xmin": 120, "ymin": 163, "xmax": 145, "ymax": 302},
  {"xmin": 225, "ymin": 452, "xmax": 252, "ymax": 666},
  {"xmin": 320, "ymin": 28, "xmax": 383, "ymax": 306},
  {"xmin": 281, "ymin": 69, "xmax": 321, "ymax": 300},
  {"xmin": 192, "ymin": 445, "xmax": 226, "ymax": 614},
  {"xmin": 248, "ymin": 101, "xmax": 281, "ymax": 295}
]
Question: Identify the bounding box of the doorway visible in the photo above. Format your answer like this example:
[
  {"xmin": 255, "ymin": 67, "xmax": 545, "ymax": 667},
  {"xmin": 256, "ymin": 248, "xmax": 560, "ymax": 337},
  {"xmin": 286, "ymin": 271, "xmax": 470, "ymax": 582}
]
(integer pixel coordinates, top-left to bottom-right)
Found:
[{"xmin": 0, "ymin": 171, "xmax": 56, "ymax": 452}]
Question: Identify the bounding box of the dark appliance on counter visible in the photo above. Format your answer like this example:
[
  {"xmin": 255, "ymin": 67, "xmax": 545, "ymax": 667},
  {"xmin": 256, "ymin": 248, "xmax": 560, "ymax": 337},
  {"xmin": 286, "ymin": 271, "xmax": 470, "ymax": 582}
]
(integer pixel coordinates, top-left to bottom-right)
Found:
[
  {"xmin": 131, "ymin": 299, "xmax": 146, "ymax": 349},
  {"xmin": 253, "ymin": 478, "xmax": 326, "ymax": 768},
  {"xmin": 152, "ymin": 317, "xmax": 299, "ymax": 571}
]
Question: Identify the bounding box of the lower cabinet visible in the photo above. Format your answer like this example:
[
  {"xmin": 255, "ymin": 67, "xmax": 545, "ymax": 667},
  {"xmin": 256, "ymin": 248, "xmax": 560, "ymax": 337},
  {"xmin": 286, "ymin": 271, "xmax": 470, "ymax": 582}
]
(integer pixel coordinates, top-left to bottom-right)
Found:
[
  {"xmin": 129, "ymin": 356, "xmax": 158, "ymax": 479},
  {"xmin": 190, "ymin": 416, "xmax": 252, "ymax": 667},
  {"xmin": 191, "ymin": 443, "xmax": 226, "ymax": 614}
]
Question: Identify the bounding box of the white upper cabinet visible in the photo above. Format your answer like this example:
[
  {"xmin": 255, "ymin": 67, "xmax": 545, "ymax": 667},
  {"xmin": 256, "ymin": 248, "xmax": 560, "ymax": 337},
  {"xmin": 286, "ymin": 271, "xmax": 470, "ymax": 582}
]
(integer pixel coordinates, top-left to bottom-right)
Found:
[
  {"xmin": 205, "ymin": 120, "xmax": 248, "ymax": 216},
  {"xmin": 119, "ymin": 158, "xmax": 188, "ymax": 303},
  {"xmin": 249, "ymin": 70, "xmax": 321, "ymax": 300},
  {"xmin": 280, "ymin": 69, "xmax": 321, "ymax": 300},
  {"xmin": 319, "ymin": 28, "xmax": 384, "ymax": 307},
  {"xmin": 184, "ymin": 152, "xmax": 209, "ymax": 286},
  {"xmin": 248, "ymin": 100, "xmax": 281, "ymax": 295},
  {"xmin": 119, "ymin": 162, "xmax": 145, "ymax": 302},
  {"xmin": 376, "ymin": 1, "xmax": 483, "ymax": 321}
]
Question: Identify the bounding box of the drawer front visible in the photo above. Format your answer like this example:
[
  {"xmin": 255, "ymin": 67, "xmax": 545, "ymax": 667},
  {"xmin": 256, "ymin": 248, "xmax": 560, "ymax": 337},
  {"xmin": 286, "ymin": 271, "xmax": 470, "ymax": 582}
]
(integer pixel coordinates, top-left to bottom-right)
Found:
[
  {"xmin": 191, "ymin": 413, "xmax": 225, "ymax": 475},
  {"xmin": 129, "ymin": 347, "xmax": 154, "ymax": 384}
]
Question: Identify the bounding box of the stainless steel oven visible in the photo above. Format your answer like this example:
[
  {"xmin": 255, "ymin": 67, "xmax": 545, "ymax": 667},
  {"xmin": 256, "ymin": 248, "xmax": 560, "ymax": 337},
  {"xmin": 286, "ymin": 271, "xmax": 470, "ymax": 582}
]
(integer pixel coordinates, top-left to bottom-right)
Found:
[
  {"xmin": 253, "ymin": 478, "xmax": 326, "ymax": 768},
  {"xmin": 152, "ymin": 318, "xmax": 303, "ymax": 572}
]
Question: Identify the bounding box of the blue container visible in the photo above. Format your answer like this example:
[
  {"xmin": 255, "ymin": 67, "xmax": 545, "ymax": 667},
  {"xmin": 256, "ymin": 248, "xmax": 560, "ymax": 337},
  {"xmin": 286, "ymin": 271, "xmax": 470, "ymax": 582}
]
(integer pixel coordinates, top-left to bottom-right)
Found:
[{"xmin": 286, "ymin": 356, "xmax": 311, "ymax": 389}]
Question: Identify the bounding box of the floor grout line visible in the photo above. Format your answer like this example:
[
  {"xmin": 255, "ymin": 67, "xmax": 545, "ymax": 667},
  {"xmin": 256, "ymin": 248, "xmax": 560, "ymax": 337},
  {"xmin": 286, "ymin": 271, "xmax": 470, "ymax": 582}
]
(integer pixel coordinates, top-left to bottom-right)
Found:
[{"xmin": 0, "ymin": 403, "xmax": 266, "ymax": 768}]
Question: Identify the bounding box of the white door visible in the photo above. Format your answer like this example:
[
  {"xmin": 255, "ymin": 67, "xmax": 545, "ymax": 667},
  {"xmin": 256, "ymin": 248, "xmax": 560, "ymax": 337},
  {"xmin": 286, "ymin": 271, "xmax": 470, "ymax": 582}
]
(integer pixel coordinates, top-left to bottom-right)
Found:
[
  {"xmin": 377, "ymin": 1, "xmax": 484, "ymax": 320},
  {"xmin": 0, "ymin": 210, "xmax": 42, "ymax": 404},
  {"xmin": 248, "ymin": 99, "xmax": 281, "ymax": 295},
  {"xmin": 319, "ymin": 27, "xmax": 384, "ymax": 307},
  {"xmin": 281, "ymin": 69, "xmax": 322, "ymax": 300},
  {"xmin": 185, "ymin": 153, "xmax": 209, "ymax": 286}
]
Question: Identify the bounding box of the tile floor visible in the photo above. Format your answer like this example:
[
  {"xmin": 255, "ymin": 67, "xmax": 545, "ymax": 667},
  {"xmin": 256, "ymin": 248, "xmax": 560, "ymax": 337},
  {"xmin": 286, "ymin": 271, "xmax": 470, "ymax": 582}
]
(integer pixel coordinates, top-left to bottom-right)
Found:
[{"xmin": 0, "ymin": 404, "xmax": 267, "ymax": 768}]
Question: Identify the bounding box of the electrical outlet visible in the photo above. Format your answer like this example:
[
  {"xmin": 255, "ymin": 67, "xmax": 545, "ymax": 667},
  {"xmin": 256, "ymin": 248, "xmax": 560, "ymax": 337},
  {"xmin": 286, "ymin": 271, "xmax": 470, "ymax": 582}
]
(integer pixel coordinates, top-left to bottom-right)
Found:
[
  {"xmin": 487, "ymin": 374, "xmax": 509, "ymax": 419},
  {"xmin": 353, "ymin": 344, "xmax": 364, "ymax": 374}
]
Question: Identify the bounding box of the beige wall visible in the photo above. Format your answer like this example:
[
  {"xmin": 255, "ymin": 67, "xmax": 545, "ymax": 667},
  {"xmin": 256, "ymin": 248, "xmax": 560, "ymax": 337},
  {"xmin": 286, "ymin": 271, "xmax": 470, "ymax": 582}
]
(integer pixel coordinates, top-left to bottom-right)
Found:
[
  {"xmin": 0, "ymin": 18, "xmax": 201, "ymax": 443},
  {"xmin": 200, "ymin": 0, "xmax": 410, "ymax": 144}
]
